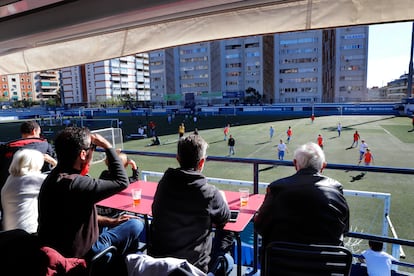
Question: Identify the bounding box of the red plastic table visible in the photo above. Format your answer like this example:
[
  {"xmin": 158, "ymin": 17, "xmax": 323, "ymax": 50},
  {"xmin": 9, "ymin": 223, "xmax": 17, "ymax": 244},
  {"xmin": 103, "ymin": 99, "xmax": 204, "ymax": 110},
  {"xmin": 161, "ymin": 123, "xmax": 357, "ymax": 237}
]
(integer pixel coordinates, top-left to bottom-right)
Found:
[{"xmin": 97, "ymin": 181, "xmax": 264, "ymax": 276}]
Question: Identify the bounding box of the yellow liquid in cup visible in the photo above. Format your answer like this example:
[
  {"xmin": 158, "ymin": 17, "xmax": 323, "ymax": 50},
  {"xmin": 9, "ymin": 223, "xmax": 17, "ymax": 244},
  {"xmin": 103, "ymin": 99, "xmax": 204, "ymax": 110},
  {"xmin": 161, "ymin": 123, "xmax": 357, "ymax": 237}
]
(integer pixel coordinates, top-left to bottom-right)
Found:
[
  {"xmin": 240, "ymin": 198, "xmax": 248, "ymax": 207},
  {"xmin": 133, "ymin": 198, "xmax": 141, "ymax": 205}
]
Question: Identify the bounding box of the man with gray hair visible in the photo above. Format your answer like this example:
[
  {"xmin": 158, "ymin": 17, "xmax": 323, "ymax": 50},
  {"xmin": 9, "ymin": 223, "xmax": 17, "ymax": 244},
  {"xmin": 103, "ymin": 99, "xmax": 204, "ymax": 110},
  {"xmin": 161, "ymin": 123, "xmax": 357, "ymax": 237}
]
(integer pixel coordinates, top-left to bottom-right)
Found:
[{"xmin": 254, "ymin": 142, "xmax": 349, "ymax": 267}]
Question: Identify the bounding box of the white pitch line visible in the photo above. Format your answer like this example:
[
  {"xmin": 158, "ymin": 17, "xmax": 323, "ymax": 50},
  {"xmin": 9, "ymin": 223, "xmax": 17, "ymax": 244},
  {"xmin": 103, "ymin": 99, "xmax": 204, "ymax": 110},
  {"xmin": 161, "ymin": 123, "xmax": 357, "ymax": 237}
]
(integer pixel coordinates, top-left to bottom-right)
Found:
[{"xmin": 382, "ymin": 127, "xmax": 392, "ymax": 135}]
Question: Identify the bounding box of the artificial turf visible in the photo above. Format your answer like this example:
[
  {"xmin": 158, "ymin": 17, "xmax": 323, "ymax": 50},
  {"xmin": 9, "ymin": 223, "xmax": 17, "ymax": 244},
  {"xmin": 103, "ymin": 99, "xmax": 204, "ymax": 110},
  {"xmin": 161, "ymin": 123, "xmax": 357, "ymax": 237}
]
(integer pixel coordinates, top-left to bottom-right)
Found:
[{"xmin": 2, "ymin": 114, "xmax": 414, "ymax": 268}]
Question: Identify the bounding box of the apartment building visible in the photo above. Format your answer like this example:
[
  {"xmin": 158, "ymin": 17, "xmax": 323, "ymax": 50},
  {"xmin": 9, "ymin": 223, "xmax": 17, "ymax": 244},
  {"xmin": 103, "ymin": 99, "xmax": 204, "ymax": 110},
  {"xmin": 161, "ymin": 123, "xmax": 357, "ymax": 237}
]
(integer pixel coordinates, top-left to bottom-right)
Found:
[
  {"xmin": 150, "ymin": 42, "xmax": 217, "ymax": 106},
  {"xmin": 35, "ymin": 70, "xmax": 60, "ymax": 101},
  {"xmin": 60, "ymin": 66, "xmax": 83, "ymax": 105},
  {"xmin": 275, "ymin": 26, "xmax": 368, "ymax": 103},
  {"xmin": 221, "ymin": 36, "xmax": 274, "ymax": 104},
  {"xmin": 382, "ymin": 73, "xmax": 414, "ymax": 100},
  {"xmin": 149, "ymin": 48, "xmax": 176, "ymax": 104},
  {"xmin": 0, "ymin": 72, "xmax": 41, "ymax": 102},
  {"xmin": 136, "ymin": 53, "xmax": 151, "ymax": 102},
  {"xmin": 61, "ymin": 54, "xmax": 150, "ymax": 106},
  {"xmin": 334, "ymin": 26, "xmax": 369, "ymax": 102},
  {"xmin": 0, "ymin": 74, "xmax": 29, "ymax": 101},
  {"xmin": 275, "ymin": 30, "xmax": 323, "ymax": 103},
  {"xmin": 149, "ymin": 26, "xmax": 368, "ymax": 105},
  {"xmin": 0, "ymin": 75, "xmax": 7, "ymax": 101},
  {"xmin": 150, "ymin": 36, "xmax": 274, "ymax": 106}
]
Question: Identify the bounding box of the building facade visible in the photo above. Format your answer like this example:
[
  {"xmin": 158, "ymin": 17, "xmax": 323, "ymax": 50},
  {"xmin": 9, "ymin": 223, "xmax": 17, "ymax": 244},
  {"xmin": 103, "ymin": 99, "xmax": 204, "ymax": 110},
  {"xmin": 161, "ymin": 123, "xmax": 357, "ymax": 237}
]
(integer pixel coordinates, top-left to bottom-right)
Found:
[
  {"xmin": 334, "ymin": 26, "xmax": 369, "ymax": 102},
  {"xmin": 35, "ymin": 70, "xmax": 60, "ymax": 102},
  {"xmin": 274, "ymin": 30, "xmax": 323, "ymax": 103},
  {"xmin": 149, "ymin": 48, "xmax": 176, "ymax": 105},
  {"xmin": 382, "ymin": 73, "xmax": 414, "ymax": 100},
  {"xmin": 0, "ymin": 74, "xmax": 33, "ymax": 102},
  {"xmin": 0, "ymin": 71, "xmax": 58, "ymax": 103},
  {"xmin": 149, "ymin": 36, "xmax": 274, "ymax": 106},
  {"xmin": 149, "ymin": 26, "xmax": 368, "ymax": 105},
  {"xmin": 61, "ymin": 54, "xmax": 150, "ymax": 106},
  {"xmin": 221, "ymin": 36, "xmax": 274, "ymax": 104}
]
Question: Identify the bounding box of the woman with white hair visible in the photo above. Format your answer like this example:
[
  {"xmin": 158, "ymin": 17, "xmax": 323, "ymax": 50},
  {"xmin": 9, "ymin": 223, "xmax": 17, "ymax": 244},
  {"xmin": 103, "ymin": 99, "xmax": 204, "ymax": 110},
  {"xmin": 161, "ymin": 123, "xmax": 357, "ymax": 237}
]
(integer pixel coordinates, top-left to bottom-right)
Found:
[{"xmin": 1, "ymin": 149, "xmax": 49, "ymax": 233}]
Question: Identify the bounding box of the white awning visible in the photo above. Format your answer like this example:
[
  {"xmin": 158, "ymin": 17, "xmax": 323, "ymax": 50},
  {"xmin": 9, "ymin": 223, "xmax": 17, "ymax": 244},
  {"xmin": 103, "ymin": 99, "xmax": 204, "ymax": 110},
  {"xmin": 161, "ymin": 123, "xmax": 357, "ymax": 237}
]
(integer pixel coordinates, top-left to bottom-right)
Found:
[{"xmin": 0, "ymin": 0, "xmax": 413, "ymax": 75}]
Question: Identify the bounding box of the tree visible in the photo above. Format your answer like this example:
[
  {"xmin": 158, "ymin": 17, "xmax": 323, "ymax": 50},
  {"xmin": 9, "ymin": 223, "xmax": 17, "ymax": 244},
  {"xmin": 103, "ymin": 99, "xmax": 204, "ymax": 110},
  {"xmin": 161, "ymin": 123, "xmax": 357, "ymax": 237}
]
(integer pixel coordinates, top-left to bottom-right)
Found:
[{"xmin": 244, "ymin": 87, "xmax": 262, "ymax": 104}]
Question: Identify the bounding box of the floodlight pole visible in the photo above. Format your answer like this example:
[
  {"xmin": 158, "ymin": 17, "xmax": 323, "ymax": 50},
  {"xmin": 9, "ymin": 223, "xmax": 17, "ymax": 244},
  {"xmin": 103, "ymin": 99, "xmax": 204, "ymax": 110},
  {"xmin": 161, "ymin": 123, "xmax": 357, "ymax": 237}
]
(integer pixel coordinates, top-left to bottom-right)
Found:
[{"xmin": 407, "ymin": 21, "xmax": 414, "ymax": 98}]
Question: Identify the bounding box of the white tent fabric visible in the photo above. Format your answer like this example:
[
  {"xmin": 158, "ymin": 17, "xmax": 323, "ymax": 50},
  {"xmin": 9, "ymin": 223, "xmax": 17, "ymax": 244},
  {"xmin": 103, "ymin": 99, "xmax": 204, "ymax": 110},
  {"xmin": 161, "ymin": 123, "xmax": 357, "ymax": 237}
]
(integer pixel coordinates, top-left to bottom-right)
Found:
[{"xmin": 0, "ymin": 0, "xmax": 413, "ymax": 75}]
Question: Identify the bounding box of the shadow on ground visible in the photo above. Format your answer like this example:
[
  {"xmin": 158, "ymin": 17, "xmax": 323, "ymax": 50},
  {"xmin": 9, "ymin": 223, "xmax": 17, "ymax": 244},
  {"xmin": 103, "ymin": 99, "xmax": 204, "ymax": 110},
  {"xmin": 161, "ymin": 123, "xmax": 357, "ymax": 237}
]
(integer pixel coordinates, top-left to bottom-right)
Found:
[{"xmin": 349, "ymin": 172, "xmax": 366, "ymax": 182}]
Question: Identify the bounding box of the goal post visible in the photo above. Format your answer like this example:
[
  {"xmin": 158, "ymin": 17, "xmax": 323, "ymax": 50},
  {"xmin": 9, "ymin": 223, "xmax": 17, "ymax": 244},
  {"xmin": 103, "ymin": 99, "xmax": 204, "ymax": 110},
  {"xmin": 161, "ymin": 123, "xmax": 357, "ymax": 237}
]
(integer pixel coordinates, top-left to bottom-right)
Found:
[{"xmin": 91, "ymin": 127, "xmax": 123, "ymax": 163}]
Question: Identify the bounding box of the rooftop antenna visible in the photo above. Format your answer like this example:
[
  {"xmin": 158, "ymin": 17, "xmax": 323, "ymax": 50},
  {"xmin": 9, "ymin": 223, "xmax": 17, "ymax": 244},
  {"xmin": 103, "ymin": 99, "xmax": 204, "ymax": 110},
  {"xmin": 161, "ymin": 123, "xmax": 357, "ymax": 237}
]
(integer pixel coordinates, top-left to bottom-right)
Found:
[{"xmin": 407, "ymin": 21, "xmax": 414, "ymax": 98}]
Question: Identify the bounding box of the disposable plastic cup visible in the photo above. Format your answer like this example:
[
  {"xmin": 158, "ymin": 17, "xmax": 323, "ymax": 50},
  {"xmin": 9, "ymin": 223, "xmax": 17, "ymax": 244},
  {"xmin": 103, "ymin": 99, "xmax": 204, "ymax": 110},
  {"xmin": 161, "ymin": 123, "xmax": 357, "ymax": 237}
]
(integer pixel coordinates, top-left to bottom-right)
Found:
[
  {"xmin": 131, "ymin": 188, "xmax": 142, "ymax": 206},
  {"xmin": 239, "ymin": 188, "xmax": 249, "ymax": 207}
]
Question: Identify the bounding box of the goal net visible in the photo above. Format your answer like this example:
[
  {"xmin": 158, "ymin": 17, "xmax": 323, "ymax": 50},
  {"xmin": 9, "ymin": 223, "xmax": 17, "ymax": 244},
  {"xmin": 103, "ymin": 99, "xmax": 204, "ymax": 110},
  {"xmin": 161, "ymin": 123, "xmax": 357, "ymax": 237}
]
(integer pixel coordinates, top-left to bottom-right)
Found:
[
  {"xmin": 91, "ymin": 127, "xmax": 123, "ymax": 163},
  {"xmin": 76, "ymin": 118, "xmax": 120, "ymax": 130}
]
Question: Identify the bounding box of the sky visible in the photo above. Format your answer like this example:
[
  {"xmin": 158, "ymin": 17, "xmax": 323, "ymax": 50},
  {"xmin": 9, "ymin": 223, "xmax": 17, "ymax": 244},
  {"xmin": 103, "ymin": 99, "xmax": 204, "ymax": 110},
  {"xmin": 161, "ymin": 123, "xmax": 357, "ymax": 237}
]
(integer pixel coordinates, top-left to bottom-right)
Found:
[{"xmin": 367, "ymin": 22, "xmax": 413, "ymax": 88}]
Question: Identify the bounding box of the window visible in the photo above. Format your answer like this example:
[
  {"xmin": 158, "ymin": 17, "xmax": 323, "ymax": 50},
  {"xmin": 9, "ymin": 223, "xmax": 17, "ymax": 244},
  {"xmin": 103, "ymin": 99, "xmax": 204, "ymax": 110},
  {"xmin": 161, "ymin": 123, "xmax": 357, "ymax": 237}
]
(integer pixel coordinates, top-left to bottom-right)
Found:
[
  {"xmin": 283, "ymin": 77, "xmax": 317, "ymax": 83},
  {"xmin": 342, "ymin": 44, "xmax": 364, "ymax": 50},
  {"xmin": 340, "ymin": 75, "xmax": 363, "ymax": 81},
  {"xmin": 180, "ymin": 47, "xmax": 207, "ymax": 55},
  {"xmin": 226, "ymin": 63, "xmax": 242, "ymax": 68},
  {"xmin": 180, "ymin": 66, "xmax": 194, "ymax": 71},
  {"xmin": 180, "ymin": 56, "xmax": 208, "ymax": 62},
  {"xmin": 340, "ymin": 65, "xmax": 361, "ymax": 71},
  {"xmin": 280, "ymin": 37, "xmax": 318, "ymax": 45},
  {"xmin": 150, "ymin": 52, "xmax": 164, "ymax": 58},
  {"xmin": 151, "ymin": 69, "xmax": 164, "ymax": 74},
  {"xmin": 282, "ymin": 58, "xmax": 317, "ymax": 64},
  {"xmin": 342, "ymin": 55, "xmax": 364, "ymax": 61},
  {"xmin": 246, "ymin": 52, "xmax": 260, "ymax": 57},
  {"xmin": 343, "ymin": 33, "xmax": 365, "ymax": 39},
  {"xmin": 227, "ymin": 72, "xmax": 242, "ymax": 77},
  {"xmin": 280, "ymin": 68, "xmax": 298, "ymax": 74},
  {"xmin": 150, "ymin": 61, "xmax": 163, "ymax": 66},
  {"xmin": 245, "ymin": 42, "xmax": 259, "ymax": 48},
  {"xmin": 182, "ymin": 82, "xmax": 208, "ymax": 88},
  {"xmin": 226, "ymin": 81, "xmax": 239, "ymax": 86},
  {"xmin": 281, "ymin": 47, "xmax": 317, "ymax": 54},
  {"xmin": 226, "ymin": 53, "xmax": 241, "ymax": 59},
  {"xmin": 225, "ymin": 44, "xmax": 242, "ymax": 50},
  {"xmin": 195, "ymin": 65, "xmax": 208, "ymax": 70}
]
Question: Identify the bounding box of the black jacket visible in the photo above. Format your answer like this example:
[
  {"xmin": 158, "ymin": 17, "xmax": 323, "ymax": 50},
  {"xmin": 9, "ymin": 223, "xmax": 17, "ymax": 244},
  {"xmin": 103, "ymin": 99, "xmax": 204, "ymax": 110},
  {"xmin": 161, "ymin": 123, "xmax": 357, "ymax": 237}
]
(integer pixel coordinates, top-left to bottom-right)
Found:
[
  {"xmin": 0, "ymin": 138, "xmax": 56, "ymax": 183},
  {"xmin": 227, "ymin": 138, "xmax": 235, "ymax": 147},
  {"xmin": 149, "ymin": 168, "xmax": 230, "ymax": 272},
  {"xmin": 37, "ymin": 148, "xmax": 129, "ymax": 258},
  {"xmin": 254, "ymin": 168, "xmax": 349, "ymax": 251}
]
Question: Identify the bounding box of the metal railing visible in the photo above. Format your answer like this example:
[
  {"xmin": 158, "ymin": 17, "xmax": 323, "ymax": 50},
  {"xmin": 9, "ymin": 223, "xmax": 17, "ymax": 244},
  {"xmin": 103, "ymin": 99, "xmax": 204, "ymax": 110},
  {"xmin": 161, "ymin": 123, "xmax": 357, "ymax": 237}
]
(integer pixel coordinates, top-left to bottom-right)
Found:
[
  {"xmin": 347, "ymin": 232, "xmax": 414, "ymax": 270},
  {"xmin": 122, "ymin": 150, "xmax": 414, "ymax": 192},
  {"xmin": 120, "ymin": 149, "xmax": 414, "ymax": 272}
]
